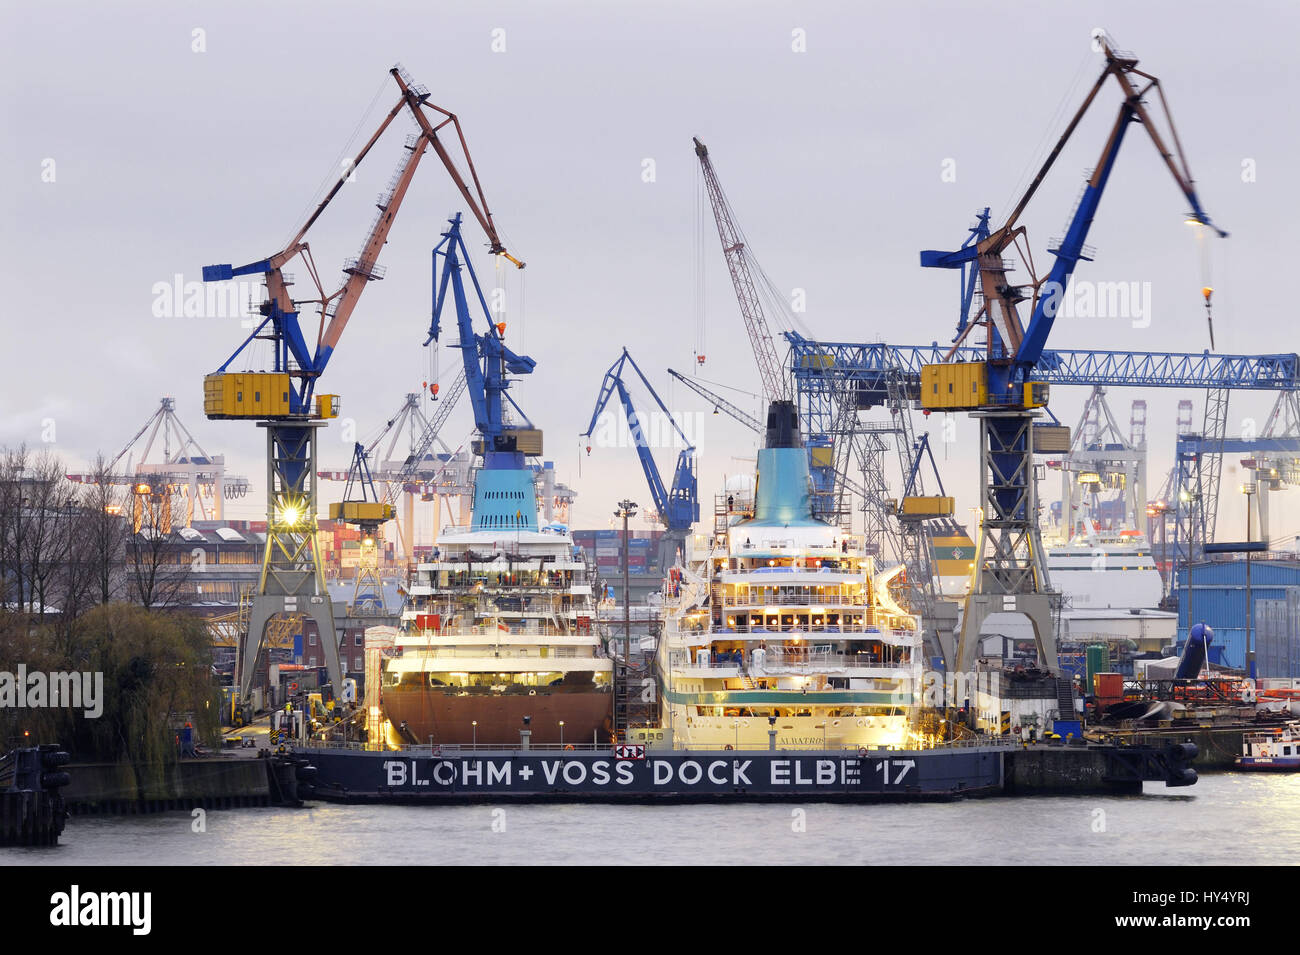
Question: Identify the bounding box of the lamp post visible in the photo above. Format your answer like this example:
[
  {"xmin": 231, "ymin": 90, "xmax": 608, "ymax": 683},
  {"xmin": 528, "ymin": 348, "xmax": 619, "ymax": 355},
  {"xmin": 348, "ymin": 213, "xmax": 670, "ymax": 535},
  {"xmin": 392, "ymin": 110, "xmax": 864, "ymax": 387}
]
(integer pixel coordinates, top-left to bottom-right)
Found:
[
  {"xmin": 472, "ymin": 719, "xmax": 478, "ymax": 750},
  {"xmin": 1242, "ymin": 482, "xmax": 1257, "ymax": 680},
  {"xmin": 614, "ymin": 500, "xmax": 638, "ymax": 665},
  {"xmin": 559, "ymin": 719, "xmax": 565, "ymax": 747}
]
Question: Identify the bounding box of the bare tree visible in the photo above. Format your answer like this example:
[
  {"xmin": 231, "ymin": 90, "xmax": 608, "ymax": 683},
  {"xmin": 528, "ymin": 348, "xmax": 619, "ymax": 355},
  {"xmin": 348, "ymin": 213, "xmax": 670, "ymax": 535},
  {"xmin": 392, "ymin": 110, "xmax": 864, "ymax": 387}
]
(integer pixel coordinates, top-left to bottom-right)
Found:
[
  {"xmin": 8, "ymin": 449, "xmax": 76, "ymax": 616},
  {"xmin": 0, "ymin": 446, "xmax": 27, "ymax": 608},
  {"xmin": 124, "ymin": 484, "xmax": 192, "ymax": 609},
  {"xmin": 76, "ymin": 454, "xmax": 129, "ymax": 606}
]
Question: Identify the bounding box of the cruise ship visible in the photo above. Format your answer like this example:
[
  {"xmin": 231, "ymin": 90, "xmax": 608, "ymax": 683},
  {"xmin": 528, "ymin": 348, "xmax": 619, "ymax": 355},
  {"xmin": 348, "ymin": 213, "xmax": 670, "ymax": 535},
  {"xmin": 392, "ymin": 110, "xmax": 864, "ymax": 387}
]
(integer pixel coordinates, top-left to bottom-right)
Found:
[
  {"xmin": 645, "ymin": 401, "xmax": 925, "ymax": 750},
  {"xmin": 1046, "ymin": 531, "xmax": 1164, "ymax": 610},
  {"xmin": 380, "ymin": 462, "xmax": 613, "ymax": 748}
]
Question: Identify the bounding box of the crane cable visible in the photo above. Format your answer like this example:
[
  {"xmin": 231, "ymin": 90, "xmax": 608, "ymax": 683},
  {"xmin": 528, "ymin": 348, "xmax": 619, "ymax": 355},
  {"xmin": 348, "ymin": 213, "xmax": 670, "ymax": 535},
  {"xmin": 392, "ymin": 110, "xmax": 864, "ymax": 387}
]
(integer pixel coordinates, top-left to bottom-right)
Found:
[
  {"xmin": 995, "ymin": 46, "xmax": 1094, "ymax": 227},
  {"xmin": 283, "ymin": 73, "xmax": 393, "ymax": 251}
]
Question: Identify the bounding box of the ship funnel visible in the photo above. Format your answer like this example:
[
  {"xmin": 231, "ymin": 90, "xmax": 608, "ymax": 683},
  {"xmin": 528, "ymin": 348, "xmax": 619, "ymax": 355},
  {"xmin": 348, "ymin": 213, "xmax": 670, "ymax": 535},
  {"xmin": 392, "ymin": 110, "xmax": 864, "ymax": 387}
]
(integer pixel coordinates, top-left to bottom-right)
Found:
[
  {"xmin": 764, "ymin": 399, "xmax": 803, "ymax": 450},
  {"xmin": 750, "ymin": 400, "xmax": 819, "ymax": 526}
]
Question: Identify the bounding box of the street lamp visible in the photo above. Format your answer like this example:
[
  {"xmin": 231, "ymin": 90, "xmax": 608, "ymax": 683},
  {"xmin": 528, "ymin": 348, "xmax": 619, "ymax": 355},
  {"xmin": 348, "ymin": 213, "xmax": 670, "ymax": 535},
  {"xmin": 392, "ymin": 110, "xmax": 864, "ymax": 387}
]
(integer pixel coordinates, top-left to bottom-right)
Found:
[
  {"xmin": 1242, "ymin": 482, "xmax": 1258, "ymax": 680},
  {"xmin": 472, "ymin": 719, "xmax": 478, "ymax": 750},
  {"xmin": 613, "ymin": 500, "xmax": 638, "ymax": 666},
  {"xmin": 559, "ymin": 720, "xmax": 565, "ymax": 747}
]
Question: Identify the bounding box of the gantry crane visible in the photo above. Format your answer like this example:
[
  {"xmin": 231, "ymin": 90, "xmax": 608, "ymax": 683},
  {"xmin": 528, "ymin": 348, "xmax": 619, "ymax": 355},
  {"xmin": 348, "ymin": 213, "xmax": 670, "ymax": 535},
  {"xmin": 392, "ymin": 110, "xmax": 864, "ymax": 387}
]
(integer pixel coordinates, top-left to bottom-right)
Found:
[
  {"xmin": 202, "ymin": 65, "xmax": 520, "ymax": 704},
  {"xmin": 66, "ymin": 397, "xmax": 250, "ymax": 527},
  {"xmin": 583, "ymin": 350, "xmax": 699, "ymax": 568},
  {"xmin": 917, "ymin": 35, "xmax": 1225, "ymax": 673}
]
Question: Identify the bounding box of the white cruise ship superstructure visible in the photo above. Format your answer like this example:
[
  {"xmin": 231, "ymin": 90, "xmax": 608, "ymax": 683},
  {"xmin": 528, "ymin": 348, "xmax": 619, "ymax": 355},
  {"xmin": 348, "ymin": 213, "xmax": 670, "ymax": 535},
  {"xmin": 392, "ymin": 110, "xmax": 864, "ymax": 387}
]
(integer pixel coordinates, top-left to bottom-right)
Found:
[{"xmin": 649, "ymin": 401, "xmax": 924, "ymax": 750}]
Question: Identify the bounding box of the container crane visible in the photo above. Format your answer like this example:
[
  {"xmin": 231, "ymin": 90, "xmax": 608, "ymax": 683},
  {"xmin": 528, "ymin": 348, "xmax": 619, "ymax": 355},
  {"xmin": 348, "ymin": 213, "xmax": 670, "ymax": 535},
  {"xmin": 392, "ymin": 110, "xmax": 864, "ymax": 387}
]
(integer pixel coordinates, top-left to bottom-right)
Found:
[
  {"xmin": 202, "ymin": 65, "xmax": 519, "ymax": 704},
  {"xmin": 583, "ymin": 350, "xmax": 699, "ymax": 568},
  {"xmin": 918, "ymin": 35, "xmax": 1226, "ymax": 673},
  {"xmin": 65, "ymin": 397, "xmax": 250, "ymax": 527}
]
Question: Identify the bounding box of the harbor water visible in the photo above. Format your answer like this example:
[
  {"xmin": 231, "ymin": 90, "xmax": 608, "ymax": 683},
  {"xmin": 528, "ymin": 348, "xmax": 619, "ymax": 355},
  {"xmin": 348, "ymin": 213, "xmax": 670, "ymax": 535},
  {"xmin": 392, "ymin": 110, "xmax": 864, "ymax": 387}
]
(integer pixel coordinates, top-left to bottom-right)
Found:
[{"xmin": 6, "ymin": 773, "xmax": 1297, "ymax": 866}]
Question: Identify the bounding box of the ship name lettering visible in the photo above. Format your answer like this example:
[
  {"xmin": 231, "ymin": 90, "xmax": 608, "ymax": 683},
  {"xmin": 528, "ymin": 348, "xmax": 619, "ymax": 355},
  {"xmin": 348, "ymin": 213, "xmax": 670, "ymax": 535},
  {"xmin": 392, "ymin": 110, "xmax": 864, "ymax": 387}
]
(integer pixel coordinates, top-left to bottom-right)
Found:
[
  {"xmin": 842, "ymin": 761, "xmax": 860, "ymax": 785},
  {"xmin": 707, "ymin": 760, "xmax": 728, "ymax": 785},
  {"xmin": 678, "ymin": 760, "xmax": 703, "ymax": 785},
  {"xmin": 487, "ymin": 761, "xmax": 510, "ymax": 786},
  {"xmin": 541, "ymin": 761, "xmax": 563, "ymax": 785},
  {"xmin": 615, "ymin": 761, "xmax": 634, "ymax": 785},
  {"xmin": 590, "ymin": 760, "xmax": 611, "ymax": 785},
  {"xmin": 562, "ymin": 761, "xmax": 587, "ymax": 785},
  {"xmin": 793, "ymin": 760, "xmax": 813, "ymax": 785},
  {"xmin": 732, "ymin": 760, "xmax": 752, "ymax": 785},
  {"xmin": 816, "ymin": 760, "xmax": 836, "ymax": 785},
  {"xmin": 771, "ymin": 760, "xmax": 790, "ymax": 785},
  {"xmin": 432, "ymin": 760, "xmax": 456, "ymax": 786},
  {"xmin": 384, "ymin": 760, "xmax": 407, "ymax": 787},
  {"xmin": 463, "ymin": 760, "xmax": 483, "ymax": 786}
]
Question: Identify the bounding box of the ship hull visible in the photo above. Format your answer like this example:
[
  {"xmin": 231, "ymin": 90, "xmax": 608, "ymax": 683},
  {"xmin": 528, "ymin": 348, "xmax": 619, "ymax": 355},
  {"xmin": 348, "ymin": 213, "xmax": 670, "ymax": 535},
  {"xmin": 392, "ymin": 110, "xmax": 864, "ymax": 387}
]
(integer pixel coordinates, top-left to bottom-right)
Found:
[
  {"xmin": 383, "ymin": 685, "xmax": 613, "ymax": 746},
  {"xmin": 1235, "ymin": 757, "xmax": 1300, "ymax": 771}
]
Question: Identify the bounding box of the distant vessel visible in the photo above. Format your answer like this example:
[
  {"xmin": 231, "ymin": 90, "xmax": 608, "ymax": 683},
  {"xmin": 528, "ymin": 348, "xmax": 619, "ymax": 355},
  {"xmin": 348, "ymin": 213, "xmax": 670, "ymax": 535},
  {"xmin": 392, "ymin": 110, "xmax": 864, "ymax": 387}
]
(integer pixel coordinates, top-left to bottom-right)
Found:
[
  {"xmin": 647, "ymin": 401, "xmax": 924, "ymax": 750},
  {"xmin": 1046, "ymin": 530, "xmax": 1164, "ymax": 610},
  {"xmin": 1236, "ymin": 722, "xmax": 1300, "ymax": 771}
]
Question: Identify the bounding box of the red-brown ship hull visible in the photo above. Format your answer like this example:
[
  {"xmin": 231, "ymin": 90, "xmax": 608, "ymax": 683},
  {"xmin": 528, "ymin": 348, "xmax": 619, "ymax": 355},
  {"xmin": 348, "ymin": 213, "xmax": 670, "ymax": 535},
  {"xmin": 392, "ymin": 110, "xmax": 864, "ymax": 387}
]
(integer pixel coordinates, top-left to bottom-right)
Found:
[{"xmin": 383, "ymin": 686, "xmax": 614, "ymax": 746}]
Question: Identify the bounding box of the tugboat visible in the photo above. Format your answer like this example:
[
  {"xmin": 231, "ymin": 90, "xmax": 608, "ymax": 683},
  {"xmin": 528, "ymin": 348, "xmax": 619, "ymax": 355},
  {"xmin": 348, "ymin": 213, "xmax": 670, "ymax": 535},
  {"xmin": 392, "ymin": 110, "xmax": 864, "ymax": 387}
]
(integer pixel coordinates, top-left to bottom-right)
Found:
[{"xmin": 1236, "ymin": 721, "xmax": 1300, "ymax": 771}]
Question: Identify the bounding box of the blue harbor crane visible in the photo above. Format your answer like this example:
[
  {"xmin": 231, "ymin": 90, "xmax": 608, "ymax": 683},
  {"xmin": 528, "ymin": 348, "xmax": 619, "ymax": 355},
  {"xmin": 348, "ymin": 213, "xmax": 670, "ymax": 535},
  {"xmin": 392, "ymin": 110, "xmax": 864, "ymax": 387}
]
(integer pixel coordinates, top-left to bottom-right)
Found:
[
  {"xmin": 914, "ymin": 35, "xmax": 1225, "ymax": 673},
  {"xmin": 582, "ymin": 349, "xmax": 699, "ymax": 568},
  {"xmin": 426, "ymin": 214, "xmax": 543, "ymax": 533}
]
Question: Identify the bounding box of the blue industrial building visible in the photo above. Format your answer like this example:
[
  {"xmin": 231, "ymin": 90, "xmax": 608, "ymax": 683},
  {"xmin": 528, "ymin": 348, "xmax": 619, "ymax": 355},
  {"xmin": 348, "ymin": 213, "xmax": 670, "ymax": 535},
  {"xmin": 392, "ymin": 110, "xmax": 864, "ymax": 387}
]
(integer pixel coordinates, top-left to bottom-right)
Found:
[{"xmin": 1176, "ymin": 559, "xmax": 1300, "ymax": 670}]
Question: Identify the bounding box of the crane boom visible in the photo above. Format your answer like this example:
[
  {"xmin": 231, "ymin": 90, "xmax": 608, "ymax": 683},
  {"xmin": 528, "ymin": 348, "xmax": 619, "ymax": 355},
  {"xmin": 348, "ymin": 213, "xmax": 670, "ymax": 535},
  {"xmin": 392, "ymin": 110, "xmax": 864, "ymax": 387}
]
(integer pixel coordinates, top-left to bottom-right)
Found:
[
  {"xmin": 693, "ymin": 137, "xmax": 788, "ymax": 402},
  {"xmin": 667, "ymin": 368, "xmax": 762, "ymax": 432},
  {"xmin": 204, "ymin": 66, "xmax": 521, "ymax": 415},
  {"xmin": 384, "ymin": 370, "xmax": 469, "ymax": 506},
  {"xmin": 922, "ymin": 37, "xmax": 1225, "ymax": 381}
]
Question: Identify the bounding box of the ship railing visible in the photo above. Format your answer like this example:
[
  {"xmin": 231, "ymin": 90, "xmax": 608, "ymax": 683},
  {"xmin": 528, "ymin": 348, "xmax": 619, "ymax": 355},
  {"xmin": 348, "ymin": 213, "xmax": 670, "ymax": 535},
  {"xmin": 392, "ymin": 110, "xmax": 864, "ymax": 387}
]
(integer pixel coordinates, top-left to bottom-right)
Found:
[
  {"xmin": 400, "ymin": 646, "xmax": 595, "ymax": 659},
  {"xmin": 300, "ymin": 737, "xmax": 1025, "ymax": 754},
  {"xmin": 669, "ymin": 648, "xmax": 918, "ymax": 673},
  {"xmin": 699, "ymin": 622, "xmax": 911, "ymax": 636},
  {"xmin": 720, "ymin": 595, "xmax": 867, "ymax": 608},
  {"xmin": 405, "ymin": 625, "xmax": 581, "ymax": 638}
]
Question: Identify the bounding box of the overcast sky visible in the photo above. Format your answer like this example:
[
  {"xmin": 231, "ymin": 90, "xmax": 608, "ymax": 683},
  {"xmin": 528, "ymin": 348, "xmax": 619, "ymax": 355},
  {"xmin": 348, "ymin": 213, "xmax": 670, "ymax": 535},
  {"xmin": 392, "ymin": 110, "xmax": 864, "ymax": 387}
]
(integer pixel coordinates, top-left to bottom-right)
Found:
[{"xmin": 3, "ymin": 0, "xmax": 1298, "ymax": 543}]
